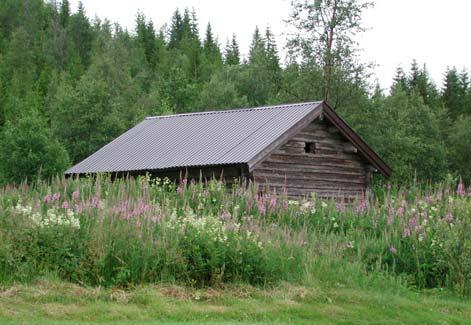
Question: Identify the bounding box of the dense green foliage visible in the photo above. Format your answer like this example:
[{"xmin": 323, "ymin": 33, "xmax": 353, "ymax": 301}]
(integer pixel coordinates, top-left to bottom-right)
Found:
[
  {"xmin": 1, "ymin": 176, "xmax": 470, "ymax": 296},
  {"xmin": 0, "ymin": 0, "xmax": 469, "ymax": 184}
]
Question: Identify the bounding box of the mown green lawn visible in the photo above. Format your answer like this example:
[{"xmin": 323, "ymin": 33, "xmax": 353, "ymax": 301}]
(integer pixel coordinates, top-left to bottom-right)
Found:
[{"xmin": 0, "ymin": 280, "xmax": 470, "ymax": 324}]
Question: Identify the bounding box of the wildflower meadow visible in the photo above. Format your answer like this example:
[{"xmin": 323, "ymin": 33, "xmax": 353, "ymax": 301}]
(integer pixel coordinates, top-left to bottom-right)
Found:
[{"xmin": 0, "ymin": 175, "xmax": 470, "ymax": 297}]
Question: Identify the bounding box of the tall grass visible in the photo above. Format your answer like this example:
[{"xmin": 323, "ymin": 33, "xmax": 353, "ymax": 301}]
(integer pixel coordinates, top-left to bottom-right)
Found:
[{"xmin": 0, "ymin": 175, "xmax": 470, "ymax": 296}]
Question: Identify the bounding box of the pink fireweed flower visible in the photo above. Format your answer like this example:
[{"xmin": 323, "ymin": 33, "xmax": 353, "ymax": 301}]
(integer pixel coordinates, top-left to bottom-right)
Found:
[
  {"xmin": 457, "ymin": 179, "xmax": 465, "ymax": 197},
  {"xmin": 43, "ymin": 194, "xmax": 51, "ymax": 204},
  {"xmin": 128, "ymin": 203, "xmax": 150, "ymax": 218},
  {"xmin": 336, "ymin": 203, "xmax": 346, "ymax": 212},
  {"xmin": 112, "ymin": 202, "xmax": 128, "ymax": 214},
  {"xmin": 402, "ymin": 227, "xmax": 411, "ymax": 238},
  {"xmin": 52, "ymin": 192, "xmax": 60, "ymax": 202},
  {"xmin": 355, "ymin": 197, "xmax": 367, "ymax": 214},
  {"xmin": 72, "ymin": 190, "xmax": 79, "ymax": 201},
  {"xmin": 444, "ymin": 212, "xmax": 454, "ymax": 224},
  {"xmin": 281, "ymin": 199, "xmax": 289, "ymax": 211},
  {"xmin": 268, "ymin": 195, "xmax": 277, "ymax": 212},
  {"xmin": 257, "ymin": 202, "xmax": 266, "ymax": 216},
  {"xmin": 389, "ymin": 246, "xmax": 398, "ymax": 255},
  {"xmin": 90, "ymin": 196, "xmax": 102, "ymax": 209},
  {"xmin": 408, "ymin": 217, "xmax": 420, "ymax": 231},
  {"xmin": 61, "ymin": 201, "xmax": 69, "ymax": 209},
  {"xmin": 396, "ymin": 206, "xmax": 404, "ymax": 216}
]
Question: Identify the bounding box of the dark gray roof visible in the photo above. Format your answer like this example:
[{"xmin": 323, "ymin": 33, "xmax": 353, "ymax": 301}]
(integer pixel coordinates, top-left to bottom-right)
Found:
[{"xmin": 65, "ymin": 102, "xmax": 323, "ymax": 174}]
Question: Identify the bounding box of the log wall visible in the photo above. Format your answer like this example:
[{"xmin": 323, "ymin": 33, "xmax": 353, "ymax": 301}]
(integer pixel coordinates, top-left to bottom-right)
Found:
[{"xmin": 252, "ymin": 118, "xmax": 371, "ymax": 200}]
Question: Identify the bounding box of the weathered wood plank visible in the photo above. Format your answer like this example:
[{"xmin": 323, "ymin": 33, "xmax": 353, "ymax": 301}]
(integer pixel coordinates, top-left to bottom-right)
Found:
[
  {"xmin": 253, "ymin": 179, "xmax": 366, "ymax": 192},
  {"xmin": 254, "ymin": 162, "xmax": 365, "ymax": 178},
  {"xmin": 265, "ymin": 154, "xmax": 365, "ymax": 168},
  {"xmin": 259, "ymin": 185, "xmax": 364, "ymax": 198},
  {"xmin": 253, "ymin": 171, "xmax": 366, "ymax": 185}
]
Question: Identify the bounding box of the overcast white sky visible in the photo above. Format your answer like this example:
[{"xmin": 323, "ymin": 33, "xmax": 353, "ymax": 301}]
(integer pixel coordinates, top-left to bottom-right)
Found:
[{"xmin": 69, "ymin": 0, "xmax": 470, "ymax": 90}]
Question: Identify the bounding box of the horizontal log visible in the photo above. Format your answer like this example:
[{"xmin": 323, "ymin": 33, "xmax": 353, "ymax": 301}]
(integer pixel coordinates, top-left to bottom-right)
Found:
[
  {"xmin": 328, "ymin": 126, "xmax": 340, "ymax": 134},
  {"xmin": 277, "ymin": 147, "xmax": 305, "ymax": 154},
  {"xmin": 291, "ymin": 134, "xmax": 343, "ymax": 144},
  {"xmin": 283, "ymin": 141, "xmax": 346, "ymax": 153},
  {"xmin": 265, "ymin": 154, "xmax": 365, "ymax": 168},
  {"xmin": 256, "ymin": 161, "xmax": 366, "ymax": 176},
  {"xmin": 302, "ymin": 122, "xmax": 325, "ymax": 132},
  {"xmin": 259, "ymin": 184, "xmax": 365, "ymax": 195},
  {"xmin": 258, "ymin": 185, "xmax": 364, "ymax": 198},
  {"xmin": 253, "ymin": 177, "xmax": 366, "ymax": 190},
  {"xmin": 254, "ymin": 169, "xmax": 366, "ymax": 182},
  {"xmin": 284, "ymin": 140, "xmax": 307, "ymax": 148}
]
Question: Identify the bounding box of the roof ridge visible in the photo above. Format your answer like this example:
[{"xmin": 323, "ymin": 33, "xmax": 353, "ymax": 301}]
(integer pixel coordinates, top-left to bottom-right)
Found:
[{"xmin": 145, "ymin": 101, "xmax": 322, "ymax": 120}]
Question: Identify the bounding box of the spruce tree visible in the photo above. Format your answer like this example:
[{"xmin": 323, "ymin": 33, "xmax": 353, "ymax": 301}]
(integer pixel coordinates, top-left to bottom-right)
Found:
[
  {"xmin": 203, "ymin": 23, "xmax": 222, "ymax": 66},
  {"xmin": 181, "ymin": 8, "xmax": 195, "ymax": 40},
  {"xmin": 224, "ymin": 34, "xmax": 240, "ymax": 65},
  {"xmin": 59, "ymin": 0, "xmax": 70, "ymax": 27},
  {"xmin": 392, "ymin": 67, "xmax": 408, "ymax": 92},
  {"xmin": 442, "ymin": 67, "xmax": 468, "ymax": 119},
  {"xmin": 407, "ymin": 61, "xmax": 438, "ymax": 106},
  {"xmin": 265, "ymin": 27, "xmax": 280, "ymax": 72},
  {"xmin": 248, "ymin": 26, "xmax": 266, "ymax": 65},
  {"xmin": 168, "ymin": 9, "xmax": 183, "ymax": 49},
  {"xmin": 67, "ymin": 1, "xmax": 93, "ymax": 67},
  {"xmin": 408, "ymin": 59, "xmax": 420, "ymax": 90},
  {"xmin": 135, "ymin": 12, "xmax": 157, "ymax": 69}
]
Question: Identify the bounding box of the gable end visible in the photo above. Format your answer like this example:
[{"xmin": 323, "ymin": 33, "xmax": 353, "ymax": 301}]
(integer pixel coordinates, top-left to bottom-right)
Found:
[{"xmin": 248, "ymin": 101, "xmax": 391, "ymax": 178}]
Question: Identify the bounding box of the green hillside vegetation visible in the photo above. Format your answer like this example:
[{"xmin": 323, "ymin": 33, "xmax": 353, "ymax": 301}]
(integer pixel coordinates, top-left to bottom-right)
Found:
[{"xmin": 0, "ymin": 0, "xmax": 470, "ymax": 185}]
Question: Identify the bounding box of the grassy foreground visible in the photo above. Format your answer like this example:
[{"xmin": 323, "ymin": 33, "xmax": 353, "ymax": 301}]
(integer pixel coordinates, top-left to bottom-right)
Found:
[{"xmin": 1, "ymin": 280, "xmax": 470, "ymax": 324}]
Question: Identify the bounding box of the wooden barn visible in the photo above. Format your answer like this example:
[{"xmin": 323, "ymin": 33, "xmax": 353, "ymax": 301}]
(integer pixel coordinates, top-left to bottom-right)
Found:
[{"xmin": 65, "ymin": 101, "xmax": 391, "ymax": 199}]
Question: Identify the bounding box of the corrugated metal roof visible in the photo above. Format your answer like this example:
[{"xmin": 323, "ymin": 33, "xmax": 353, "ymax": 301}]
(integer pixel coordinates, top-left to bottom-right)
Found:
[{"xmin": 65, "ymin": 101, "xmax": 323, "ymax": 174}]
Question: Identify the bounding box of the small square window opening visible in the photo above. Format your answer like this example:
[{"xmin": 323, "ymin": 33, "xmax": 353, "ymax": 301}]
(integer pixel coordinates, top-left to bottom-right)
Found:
[{"xmin": 304, "ymin": 142, "xmax": 316, "ymax": 154}]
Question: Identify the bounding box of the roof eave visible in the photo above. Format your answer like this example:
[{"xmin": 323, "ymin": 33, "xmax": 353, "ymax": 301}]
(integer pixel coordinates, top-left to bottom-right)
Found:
[{"xmin": 64, "ymin": 162, "xmax": 250, "ymax": 176}]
